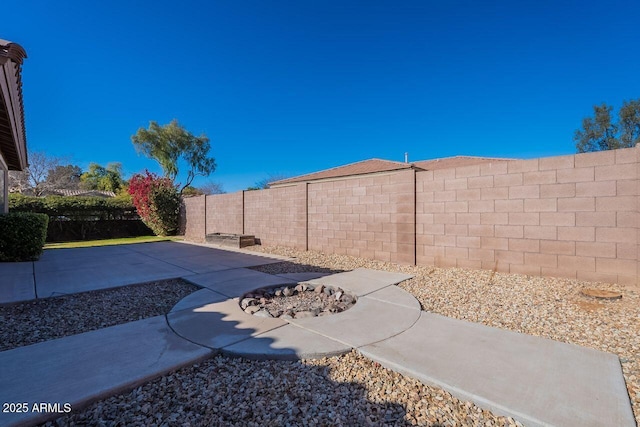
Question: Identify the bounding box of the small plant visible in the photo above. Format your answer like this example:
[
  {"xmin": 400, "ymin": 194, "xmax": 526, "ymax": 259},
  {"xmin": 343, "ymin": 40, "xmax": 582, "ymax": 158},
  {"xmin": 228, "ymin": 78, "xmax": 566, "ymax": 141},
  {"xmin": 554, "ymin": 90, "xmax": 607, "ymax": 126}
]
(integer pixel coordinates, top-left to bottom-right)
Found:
[
  {"xmin": 0, "ymin": 212, "xmax": 49, "ymax": 261},
  {"xmin": 128, "ymin": 170, "xmax": 181, "ymax": 236}
]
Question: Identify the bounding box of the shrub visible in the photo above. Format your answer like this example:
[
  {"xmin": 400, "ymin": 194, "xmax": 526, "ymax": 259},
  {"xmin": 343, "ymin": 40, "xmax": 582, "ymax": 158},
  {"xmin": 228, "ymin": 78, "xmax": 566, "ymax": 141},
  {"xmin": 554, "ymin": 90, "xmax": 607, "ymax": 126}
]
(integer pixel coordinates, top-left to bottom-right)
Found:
[
  {"xmin": 129, "ymin": 171, "xmax": 180, "ymax": 236},
  {"xmin": 8, "ymin": 193, "xmax": 150, "ymax": 242},
  {"xmin": 0, "ymin": 212, "xmax": 49, "ymax": 261},
  {"xmin": 9, "ymin": 193, "xmax": 137, "ymax": 220}
]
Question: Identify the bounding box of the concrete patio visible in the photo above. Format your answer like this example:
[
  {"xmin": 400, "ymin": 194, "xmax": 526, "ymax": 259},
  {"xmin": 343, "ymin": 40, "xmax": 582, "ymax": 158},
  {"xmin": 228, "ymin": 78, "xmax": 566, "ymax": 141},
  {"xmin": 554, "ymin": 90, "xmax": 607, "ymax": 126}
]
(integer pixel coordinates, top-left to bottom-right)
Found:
[
  {"xmin": 0, "ymin": 241, "xmax": 635, "ymax": 426},
  {"xmin": 0, "ymin": 241, "xmax": 288, "ymax": 303}
]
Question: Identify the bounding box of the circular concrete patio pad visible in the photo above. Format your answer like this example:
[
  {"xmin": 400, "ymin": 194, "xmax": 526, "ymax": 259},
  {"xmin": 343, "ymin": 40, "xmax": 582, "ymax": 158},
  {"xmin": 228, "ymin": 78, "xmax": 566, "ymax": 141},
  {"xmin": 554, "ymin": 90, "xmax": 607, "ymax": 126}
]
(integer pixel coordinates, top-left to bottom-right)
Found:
[{"xmin": 167, "ymin": 268, "xmax": 419, "ymax": 360}]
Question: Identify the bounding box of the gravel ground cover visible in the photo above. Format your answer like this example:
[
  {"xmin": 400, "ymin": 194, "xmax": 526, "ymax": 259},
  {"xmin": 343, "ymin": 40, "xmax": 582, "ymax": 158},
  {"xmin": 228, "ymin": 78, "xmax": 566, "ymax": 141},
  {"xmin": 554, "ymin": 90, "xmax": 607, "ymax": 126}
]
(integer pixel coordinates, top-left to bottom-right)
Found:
[
  {"xmin": 248, "ymin": 245, "xmax": 640, "ymax": 425},
  {"xmin": 45, "ymin": 351, "xmax": 521, "ymax": 427},
  {"xmin": 0, "ymin": 279, "xmax": 199, "ymax": 352},
  {"xmin": 8, "ymin": 244, "xmax": 636, "ymax": 426}
]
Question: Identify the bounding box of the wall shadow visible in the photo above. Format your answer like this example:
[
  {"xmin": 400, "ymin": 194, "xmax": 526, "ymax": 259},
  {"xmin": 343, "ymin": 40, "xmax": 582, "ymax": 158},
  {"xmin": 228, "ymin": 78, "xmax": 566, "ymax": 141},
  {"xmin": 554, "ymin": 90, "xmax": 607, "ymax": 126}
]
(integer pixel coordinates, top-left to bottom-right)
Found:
[
  {"xmin": 33, "ymin": 244, "xmax": 457, "ymax": 426},
  {"xmin": 41, "ymin": 306, "xmax": 423, "ymax": 426},
  {"xmin": 249, "ymin": 259, "xmax": 346, "ymax": 276}
]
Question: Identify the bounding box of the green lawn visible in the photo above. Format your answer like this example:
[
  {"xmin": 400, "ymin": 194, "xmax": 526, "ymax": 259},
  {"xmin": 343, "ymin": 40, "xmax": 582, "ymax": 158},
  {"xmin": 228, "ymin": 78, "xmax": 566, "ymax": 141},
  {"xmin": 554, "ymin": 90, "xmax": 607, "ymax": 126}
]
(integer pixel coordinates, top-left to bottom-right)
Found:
[{"xmin": 44, "ymin": 236, "xmax": 182, "ymax": 249}]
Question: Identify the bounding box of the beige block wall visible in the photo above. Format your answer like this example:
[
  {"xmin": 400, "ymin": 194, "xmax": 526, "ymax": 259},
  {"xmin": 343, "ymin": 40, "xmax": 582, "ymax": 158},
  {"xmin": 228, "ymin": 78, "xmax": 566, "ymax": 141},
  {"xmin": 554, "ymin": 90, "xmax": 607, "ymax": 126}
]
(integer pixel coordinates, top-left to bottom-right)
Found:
[
  {"xmin": 181, "ymin": 146, "xmax": 638, "ymax": 285},
  {"xmin": 205, "ymin": 193, "xmax": 243, "ymax": 235},
  {"xmin": 416, "ymin": 146, "xmax": 638, "ymax": 285},
  {"xmin": 307, "ymin": 169, "xmax": 415, "ymax": 264},
  {"xmin": 244, "ymin": 184, "xmax": 307, "ymax": 249},
  {"xmin": 181, "ymin": 196, "xmax": 206, "ymax": 243}
]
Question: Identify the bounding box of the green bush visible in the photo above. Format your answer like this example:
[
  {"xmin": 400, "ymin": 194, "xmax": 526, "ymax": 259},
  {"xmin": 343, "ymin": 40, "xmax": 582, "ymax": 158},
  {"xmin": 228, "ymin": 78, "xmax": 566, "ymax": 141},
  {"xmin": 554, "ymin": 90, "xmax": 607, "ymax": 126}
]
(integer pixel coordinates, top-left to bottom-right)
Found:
[
  {"xmin": 9, "ymin": 193, "xmax": 137, "ymax": 220},
  {"xmin": 8, "ymin": 194, "xmax": 151, "ymax": 242},
  {"xmin": 0, "ymin": 212, "xmax": 49, "ymax": 261},
  {"xmin": 148, "ymin": 185, "xmax": 181, "ymax": 236}
]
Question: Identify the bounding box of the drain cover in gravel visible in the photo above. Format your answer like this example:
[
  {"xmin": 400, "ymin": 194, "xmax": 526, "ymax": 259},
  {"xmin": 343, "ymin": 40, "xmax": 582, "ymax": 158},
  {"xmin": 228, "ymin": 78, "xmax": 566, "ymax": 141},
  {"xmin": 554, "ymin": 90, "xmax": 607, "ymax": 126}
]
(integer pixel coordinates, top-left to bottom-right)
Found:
[
  {"xmin": 240, "ymin": 283, "xmax": 357, "ymax": 319},
  {"xmin": 581, "ymin": 289, "xmax": 622, "ymax": 300}
]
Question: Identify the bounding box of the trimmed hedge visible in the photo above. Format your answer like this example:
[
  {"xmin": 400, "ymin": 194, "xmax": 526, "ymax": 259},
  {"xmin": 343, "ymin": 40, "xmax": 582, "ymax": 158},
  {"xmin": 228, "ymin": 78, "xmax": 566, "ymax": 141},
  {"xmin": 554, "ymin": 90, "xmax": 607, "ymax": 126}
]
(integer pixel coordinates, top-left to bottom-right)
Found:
[
  {"xmin": 8, "ymin": 194, "xmax": 153, "ymax": 242},
  {"xmin": 45, "ymin": 220, "xmax": 153, "ymax": 242},
  {"xmin": 0, "ymin": 212, "xmax": 49, "ymax": 261},
  {"xmin": 9, "ymin": 194, "xmax": 138, "ymax": 220}
]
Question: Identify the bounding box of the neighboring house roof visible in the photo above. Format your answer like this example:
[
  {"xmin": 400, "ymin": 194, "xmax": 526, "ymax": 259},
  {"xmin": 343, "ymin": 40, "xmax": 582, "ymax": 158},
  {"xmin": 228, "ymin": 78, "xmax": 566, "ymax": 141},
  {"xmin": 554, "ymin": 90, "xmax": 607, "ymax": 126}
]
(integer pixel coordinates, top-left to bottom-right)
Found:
[
  {"xmin": 412, "ymin": 156, "xmax": 513, "ymax": 170},
  {"xmin": 270, "ymin": 155, "xmax": 514, "ymax": 187},
  {"xmin": 271, "ymin": 158, "xmax": 416, "ymax": 186},
  {"xmin": 0, "ymin": 39, "xmax": 27, "ymax": 170},
  {"xmin": 43, "ymin": 189, "xmax": 117, "ymax": 198}
]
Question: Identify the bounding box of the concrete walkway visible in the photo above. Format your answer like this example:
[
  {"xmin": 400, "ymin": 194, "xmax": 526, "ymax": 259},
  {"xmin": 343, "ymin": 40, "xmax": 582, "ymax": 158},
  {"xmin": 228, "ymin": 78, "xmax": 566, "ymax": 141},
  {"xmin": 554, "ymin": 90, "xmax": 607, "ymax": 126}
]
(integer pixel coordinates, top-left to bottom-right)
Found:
[
  {"xmin": 0, "ymin": 243, "xmax": 635, "ymax": 426},
  {"xmin": 0, "ymin": 240, "xmax": 287, "ymax": 303}
]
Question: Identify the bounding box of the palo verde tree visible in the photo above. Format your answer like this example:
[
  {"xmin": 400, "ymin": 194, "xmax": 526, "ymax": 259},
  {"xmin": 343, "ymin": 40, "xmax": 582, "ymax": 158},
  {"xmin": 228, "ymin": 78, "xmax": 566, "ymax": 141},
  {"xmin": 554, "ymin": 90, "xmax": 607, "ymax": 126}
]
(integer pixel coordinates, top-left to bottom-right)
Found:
[
  {"xmin": 131, "ymin": 119, "xmax": 216, "ymax": 194},
  {"xmin": 574, "ymin": 99, "xmax": 640, "ymax": 153}
]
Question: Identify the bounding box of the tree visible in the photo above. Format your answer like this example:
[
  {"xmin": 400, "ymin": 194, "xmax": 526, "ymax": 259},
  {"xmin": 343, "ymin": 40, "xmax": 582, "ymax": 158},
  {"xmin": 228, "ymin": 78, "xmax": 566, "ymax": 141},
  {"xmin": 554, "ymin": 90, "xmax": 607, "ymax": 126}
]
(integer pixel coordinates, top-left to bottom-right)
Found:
[
  {"xmin": 248, "ymin": 173, "xmax": 290, "ymax": 190},
  {"xmin": 131, "ymin": 119, "xmax": 216, "ymax": 193},
  {"xmin": 180, "ymin": 186, "xmax": 205, "ymax": 197},
  {"xmin": 8, "ymin": 151, "xmax": 62, "ymax": 196},
  {"xmin": 619, "ymin": 99, "xmax": 640, "ymax": 148},
  {"xmin": 80, "ymin": 163, "xmax": 125, "ymax": 193},
  {"xmin": 199, "ymin": 181, "xmax": 226, "ymax": 195},
  {"xmin": 574, "ymin": 99, "xmax": 640, "ymax": 153},
  {"xmin": 45, "ymin": 165, "xmax": 82, "ymax": 190}
]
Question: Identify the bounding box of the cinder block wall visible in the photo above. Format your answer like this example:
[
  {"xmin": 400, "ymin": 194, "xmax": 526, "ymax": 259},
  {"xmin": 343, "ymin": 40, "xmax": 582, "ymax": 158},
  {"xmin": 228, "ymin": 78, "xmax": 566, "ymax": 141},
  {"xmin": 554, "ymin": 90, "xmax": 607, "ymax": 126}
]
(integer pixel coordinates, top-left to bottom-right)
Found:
[
  {"xmin": 244, "ymin": 184, "xmax": 307, "ymax": 249},
  {"xmin": 205, "ymin": 193, "xmax": 243, "ymax": 235},
  {"xmin": 416, "ymin": 146, "xmax": 638, "ymax": 285},
  {"xmin": 307, "ymin": 169, "xmax": 415, "ymax": 263},
  {"xmin": 182, "ymin": 146, "xmax": 638, "ymax": 285},
  {"xmin": 181, "ymin": 195, "xmax": 206, "ymax": 243}
]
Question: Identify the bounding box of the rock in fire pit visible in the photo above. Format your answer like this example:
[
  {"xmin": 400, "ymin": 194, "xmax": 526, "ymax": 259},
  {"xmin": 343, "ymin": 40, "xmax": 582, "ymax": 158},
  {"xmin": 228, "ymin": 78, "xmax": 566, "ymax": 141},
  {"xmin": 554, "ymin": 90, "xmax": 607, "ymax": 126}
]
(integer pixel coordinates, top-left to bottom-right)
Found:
[{"xmin": 239, "ymin": 283, "xmax": 357, "ymax": 319}]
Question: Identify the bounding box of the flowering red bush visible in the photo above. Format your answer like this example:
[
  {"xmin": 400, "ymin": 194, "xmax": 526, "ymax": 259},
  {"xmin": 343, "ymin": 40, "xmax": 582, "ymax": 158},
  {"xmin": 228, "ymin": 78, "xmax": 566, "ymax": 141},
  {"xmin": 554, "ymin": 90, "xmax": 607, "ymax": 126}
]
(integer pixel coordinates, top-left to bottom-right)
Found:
[{"xmin": 129, "ymin": 170, "xmax": 180, "ymax": 236}]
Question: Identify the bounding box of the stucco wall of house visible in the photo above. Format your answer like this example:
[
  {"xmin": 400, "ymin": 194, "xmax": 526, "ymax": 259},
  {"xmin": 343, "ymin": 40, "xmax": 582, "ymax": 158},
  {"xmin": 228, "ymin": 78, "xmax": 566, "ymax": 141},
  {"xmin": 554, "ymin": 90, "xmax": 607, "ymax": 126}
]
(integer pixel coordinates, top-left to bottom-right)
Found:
[{"xmin": 181, "ymin": 146, "xmax": 639, "ymax": 285}]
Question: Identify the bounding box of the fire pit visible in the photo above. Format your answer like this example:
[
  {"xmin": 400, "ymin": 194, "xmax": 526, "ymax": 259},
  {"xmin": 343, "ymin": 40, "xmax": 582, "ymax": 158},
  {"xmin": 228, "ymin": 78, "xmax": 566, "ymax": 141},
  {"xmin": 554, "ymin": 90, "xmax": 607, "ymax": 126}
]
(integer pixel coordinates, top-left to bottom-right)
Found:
[{"xmin": 239, "ymin": 283, "xmax": 357, "ymax": 319}]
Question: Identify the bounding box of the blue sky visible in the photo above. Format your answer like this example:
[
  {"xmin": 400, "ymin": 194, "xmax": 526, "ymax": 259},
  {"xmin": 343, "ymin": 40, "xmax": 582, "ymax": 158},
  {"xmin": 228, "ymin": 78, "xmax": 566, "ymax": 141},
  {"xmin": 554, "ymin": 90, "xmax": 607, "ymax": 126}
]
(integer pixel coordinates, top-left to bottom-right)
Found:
[{"xmin": 3, "ymin": 1, "xmax": 640, "ymax": 192}]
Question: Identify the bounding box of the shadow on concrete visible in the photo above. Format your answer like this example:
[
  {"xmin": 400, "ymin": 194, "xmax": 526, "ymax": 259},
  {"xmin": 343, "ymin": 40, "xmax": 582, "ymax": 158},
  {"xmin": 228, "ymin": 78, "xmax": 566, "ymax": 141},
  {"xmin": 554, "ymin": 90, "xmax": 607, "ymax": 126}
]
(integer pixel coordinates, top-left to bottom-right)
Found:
[
  {"xmin": 40, "ymin": 306, "xmax": 421, "ymax": 426},
  {"xmin": 0, "ymin": 242, "xmax": 437, "ymax": 425},
  {"xmin": 247, "ymin": 259, "xmax": 347, "ymax": 277}
]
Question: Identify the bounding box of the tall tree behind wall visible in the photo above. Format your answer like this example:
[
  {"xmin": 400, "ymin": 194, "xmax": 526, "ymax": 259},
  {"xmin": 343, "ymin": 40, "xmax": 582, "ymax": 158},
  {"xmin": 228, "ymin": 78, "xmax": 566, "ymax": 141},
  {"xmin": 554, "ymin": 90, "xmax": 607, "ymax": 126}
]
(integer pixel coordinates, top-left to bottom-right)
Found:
[{"xmin": 575, "ymin": 99, "xmax": 640, "ymax": 152}]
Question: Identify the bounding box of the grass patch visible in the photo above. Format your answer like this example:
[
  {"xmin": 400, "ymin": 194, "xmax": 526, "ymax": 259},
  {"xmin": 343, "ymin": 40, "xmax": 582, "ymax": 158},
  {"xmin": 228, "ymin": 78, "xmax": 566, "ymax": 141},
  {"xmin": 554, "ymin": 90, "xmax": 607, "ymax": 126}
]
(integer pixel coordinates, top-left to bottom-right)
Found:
[{"xmin": 44, "ymin": 235, "xmax": 182, "ymax": 249}]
